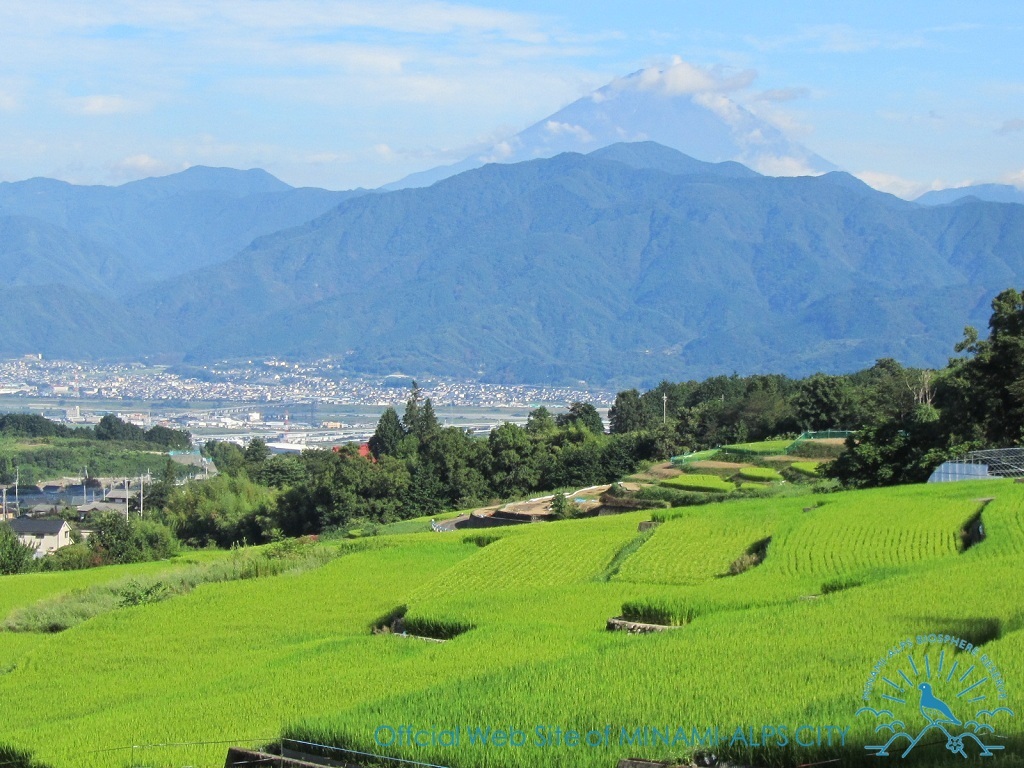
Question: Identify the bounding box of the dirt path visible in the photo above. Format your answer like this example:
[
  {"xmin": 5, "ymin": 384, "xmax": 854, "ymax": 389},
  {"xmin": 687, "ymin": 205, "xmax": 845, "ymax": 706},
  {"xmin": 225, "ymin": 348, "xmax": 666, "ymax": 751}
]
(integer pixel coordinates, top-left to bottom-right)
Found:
[{"xmin": 435, "ymin": 484, "xmax": 613, "ymax": 530}]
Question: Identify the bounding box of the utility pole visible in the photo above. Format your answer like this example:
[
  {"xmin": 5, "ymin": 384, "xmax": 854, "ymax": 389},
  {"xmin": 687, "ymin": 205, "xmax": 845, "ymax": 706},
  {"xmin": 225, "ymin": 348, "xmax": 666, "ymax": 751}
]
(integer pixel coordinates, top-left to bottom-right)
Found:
[{"xmin": 663, "ymin": 393, "xmax": 668, "ymax": 424}]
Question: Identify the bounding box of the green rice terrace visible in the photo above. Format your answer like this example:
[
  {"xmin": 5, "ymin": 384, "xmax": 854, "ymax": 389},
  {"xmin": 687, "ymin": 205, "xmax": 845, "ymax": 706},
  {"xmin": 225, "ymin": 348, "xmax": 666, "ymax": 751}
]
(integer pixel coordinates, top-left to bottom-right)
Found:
[{"xmin": 1, "ymin": 478, "xmax": 1023, "ymax": 767}]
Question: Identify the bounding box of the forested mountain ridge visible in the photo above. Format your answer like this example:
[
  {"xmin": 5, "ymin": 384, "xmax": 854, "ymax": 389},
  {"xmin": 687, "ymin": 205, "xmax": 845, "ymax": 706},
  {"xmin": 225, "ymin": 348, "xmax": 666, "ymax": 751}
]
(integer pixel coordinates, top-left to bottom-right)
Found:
[
  {"xmin": 133, "ymin": 145, "xmax": 1024, "ymax": 386},
  {"xmin": 2, "ymin": 144, "xmax": 1024, "ymax": 388}
]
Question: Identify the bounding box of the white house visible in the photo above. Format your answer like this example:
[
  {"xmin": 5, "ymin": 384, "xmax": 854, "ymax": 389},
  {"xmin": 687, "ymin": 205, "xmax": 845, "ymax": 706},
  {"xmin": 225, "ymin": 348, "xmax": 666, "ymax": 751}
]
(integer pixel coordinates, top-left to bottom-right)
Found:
[{"xmin": 7, "ymin": 517, "xmax": 73, "ymax": 557}]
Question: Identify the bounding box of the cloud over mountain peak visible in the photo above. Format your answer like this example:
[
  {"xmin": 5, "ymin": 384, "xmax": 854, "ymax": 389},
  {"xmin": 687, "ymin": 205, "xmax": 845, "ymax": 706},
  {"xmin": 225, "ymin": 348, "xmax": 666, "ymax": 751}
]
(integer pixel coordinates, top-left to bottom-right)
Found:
[{"xmin": 385, "ymin": 60, "xmax": 835, "ymax": 190}]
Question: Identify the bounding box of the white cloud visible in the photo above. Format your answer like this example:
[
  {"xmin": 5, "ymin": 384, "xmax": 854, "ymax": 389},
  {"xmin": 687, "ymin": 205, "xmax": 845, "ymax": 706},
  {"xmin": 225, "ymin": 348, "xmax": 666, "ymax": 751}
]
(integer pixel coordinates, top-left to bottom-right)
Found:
[
  {"xmin": 635, "ymin": 57, "xmax": 756, "ymax": 96},
  {"xmin": 479, "ymin": 141, "xmax": 515, "ymax": 163},
  {"xmin": 373, "ymin": 144, "xmax": 398, "ymax": 162},
  {"xmin": 1003, "ymin": 169, "xmax": 1024, "ymax": 187},
  {"xmin": 0, "ymin": 92, "xmax": 17, "ymax": 111},
  {"xmin": 65, "ymin": 95, "xmax": 138, "ymax": 116},
  {"xmin": 544, "ymin": 120, "xmax": 593, "ymax": 142},
  {"xmin": 855, "ymin": 171, "xmax": 930, "ymax": 199},
  {"xmin": 0, "ymin": 1, "xmax": 553, "ymax": 42},
  {"xmin": 614, "ymin": 126, "xmax": 647, "ymax": 142},
  {"xmin": 692, "ymin": 92, "xmax": 746, "ymax": 127},
  {"xmin": 107, "ymin": 153, "xmax": 180, "ymax": 181},
  {"xmin": 752, "ymin": 155, "xmax": 822, "ymax": 178}
]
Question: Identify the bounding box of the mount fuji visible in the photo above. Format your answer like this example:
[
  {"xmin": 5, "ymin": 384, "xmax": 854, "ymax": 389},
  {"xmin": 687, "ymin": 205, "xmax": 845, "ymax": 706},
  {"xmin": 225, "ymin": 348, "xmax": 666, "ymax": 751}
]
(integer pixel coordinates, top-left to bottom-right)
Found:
[{"xmin": 384, "ymin": 62, "xmax": 836, "ymax": 190}]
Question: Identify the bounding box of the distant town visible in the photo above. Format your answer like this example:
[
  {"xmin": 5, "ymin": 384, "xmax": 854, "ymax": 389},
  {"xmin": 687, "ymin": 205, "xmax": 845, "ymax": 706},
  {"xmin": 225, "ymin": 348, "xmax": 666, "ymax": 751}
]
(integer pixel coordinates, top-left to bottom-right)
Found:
[{"xmin": 0, "ymin": 356, "xmax": 614, "ymax": 450}]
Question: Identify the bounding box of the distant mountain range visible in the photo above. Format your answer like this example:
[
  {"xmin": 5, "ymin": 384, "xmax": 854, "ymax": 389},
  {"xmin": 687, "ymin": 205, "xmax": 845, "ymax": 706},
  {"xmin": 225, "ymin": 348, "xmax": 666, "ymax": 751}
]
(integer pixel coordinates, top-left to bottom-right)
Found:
[
  {"xmin": 916, "ymin": 183, "xmax": 1024, "ymax": 206},
  {"xmin": 384, "ymin": 67, "xmax": 836, "ymax": 190},
  {"xmin": 1, "ymin": 141, "xmax": 1021, "ymax": 388},
  {"xmin": 0, "ymin": 167, "xmax": 362, "ymax": 286}
]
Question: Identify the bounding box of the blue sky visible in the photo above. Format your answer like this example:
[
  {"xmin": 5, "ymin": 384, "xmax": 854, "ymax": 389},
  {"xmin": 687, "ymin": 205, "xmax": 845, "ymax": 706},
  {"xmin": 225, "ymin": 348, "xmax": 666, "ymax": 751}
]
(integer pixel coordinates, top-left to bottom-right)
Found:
[{"xmin": 0, "ymin": 1, "xmax": 1020, "ymax": 197}]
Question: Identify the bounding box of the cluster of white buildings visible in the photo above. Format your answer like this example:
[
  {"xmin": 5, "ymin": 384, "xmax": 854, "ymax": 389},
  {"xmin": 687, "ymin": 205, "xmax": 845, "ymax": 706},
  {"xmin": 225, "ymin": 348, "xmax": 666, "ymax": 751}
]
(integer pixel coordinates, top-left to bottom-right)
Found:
[{"xmin": 0, "ymin": 357, "xmax": 614, "ymax": 408}]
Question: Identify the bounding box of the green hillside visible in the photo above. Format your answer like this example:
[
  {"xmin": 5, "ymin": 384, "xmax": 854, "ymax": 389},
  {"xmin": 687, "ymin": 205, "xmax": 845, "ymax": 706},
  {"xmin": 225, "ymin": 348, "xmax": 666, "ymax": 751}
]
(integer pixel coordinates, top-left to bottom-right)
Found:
[{"xmin": 0, "ymin": 480, "xmax": 1022, "ymax": 767}]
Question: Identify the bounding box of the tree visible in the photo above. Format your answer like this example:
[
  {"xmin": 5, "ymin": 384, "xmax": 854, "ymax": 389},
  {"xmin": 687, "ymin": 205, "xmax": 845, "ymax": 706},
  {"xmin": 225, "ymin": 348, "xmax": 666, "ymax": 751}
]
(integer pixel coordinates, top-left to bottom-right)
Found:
[
  {"xmin": 525, "ymin": 407, "xmax": 557, "ymax": 435},
  {"xmin": 402, "ymin": 381, "xmax": 423, "ymax": 434},
  {"xmin": 144, "ymin": 425, "xmax": 192, "ymax": 450},
  {"xmin": 947, "ymin": 288, "xmax": 1024, "ymax": 444},
  {"xmin": 488, "ymin": 423, "xmax": 540, "ymax": 496},
  {"xmin": 412, "ymin": 398, "xmax": 441, "ymax": 440},
  {"xmin": 88, "ymin": 513, "xmax": 144, "ymax": 564},
  {"xmin": 0, "ymin": 522, "xmax": 36, "ymax": 574},
  {"xmin": 549, "ymin": 493, "xmax": 569, "ymax": 520},
  {"xmin": 609, "ymin": 389, "xmax": 650, "ymax": 433},
  {"xmin": 250, "ymin": 455, "xmax": 306, "ymax": 489},
  {"xmin": 203, "ymin": 440, "xmax": 246, "ymax": 477},
  {"xmin": 160, "ymin": 474, "xmax": 278, "ymax": 547},
  {"xmin": 556, "ymin": 402, "xmax": 604, "ymax": 434},
  {"xmin": 244, "ymin": 438, "xmax": 270, "ymax": 468},
  {"xmin": 792, "ymin": 374, "xmax": 859, "ymax": 431},
  {"xmin": 95, "ymin": 414, "xmax": 145, "ymax": 442},
  {"xmin": 640, "ymin": 381, "xmax": 690, "ymax": 424},
  {"xmin": 545, "ymin": 433, "xmax": 604, "ymax": 488},
  {"xmin": 825, "ymin": 406, "xmax": 958, "ymax": 488},
  {"xmin": 855, "ymin": 358, "xmax": 919, "ymax": 424},
  {"xmin": 143, "ymin": 458, "xmax": 179, "ymax": 512},
  {"xmin": 369, "ymin": 407, "xmax": 405, "ymax": 458}
]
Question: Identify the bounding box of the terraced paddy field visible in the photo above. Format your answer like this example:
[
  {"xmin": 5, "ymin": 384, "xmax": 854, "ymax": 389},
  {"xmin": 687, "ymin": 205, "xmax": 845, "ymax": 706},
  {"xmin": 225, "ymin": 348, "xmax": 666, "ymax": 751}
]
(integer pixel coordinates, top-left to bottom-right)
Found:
[{"xmin": 1, "ymin": 480, "xmax": 1023, "ymax": 767}]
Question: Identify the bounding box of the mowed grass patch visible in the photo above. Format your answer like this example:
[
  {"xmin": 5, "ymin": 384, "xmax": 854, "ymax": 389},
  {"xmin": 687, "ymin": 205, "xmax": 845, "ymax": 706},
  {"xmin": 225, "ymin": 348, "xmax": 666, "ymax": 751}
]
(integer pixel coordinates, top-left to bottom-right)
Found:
[
  {"xmin": 788, "ymin": 461, "xmax": 822, "ymax": 477},
  {"xmin": 766, "ymin": 483, "xmax": 996, "ymax": 578},
  {"xmin": 660, "ymin": 473, "xmax": 734, "ymax": 493},
  {"xmin": 612, "ymin": 498, "xmax": 801, "ymax": 586},
  {"xmin": 408, "ymin": 513, "xmax": 643, "ymax": 597},
  {"xmin": 736, "ymin": 467, "xmax": 784, "ymax": 482}
]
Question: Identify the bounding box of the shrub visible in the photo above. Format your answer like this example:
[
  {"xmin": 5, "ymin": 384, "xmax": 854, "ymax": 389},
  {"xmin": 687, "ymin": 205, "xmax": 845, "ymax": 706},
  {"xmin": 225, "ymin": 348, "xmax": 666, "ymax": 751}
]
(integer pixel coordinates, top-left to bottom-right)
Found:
[
  {"xmin": 727, "ymin": 537, "xmax": 771, "ymax": 575},
  {"xmin": 40, "ymin": 543, "xmax": 96, "ymax": 571},
  {"xmin": 0, "ymin": 522, "xmax": 37, "ymax": 575},
  {"xmin": 118, "ymin": 579, "xmax": 169, "ymax": 607},
  {"xmin": 463, "ymin": 534, "xmax": 501, "ymax": 548},
  {"xmin": 820, "ymin": 578, "xmax": 862, "ymax": 595},
  {"xmin": 621, "ymin": 598, "xmax": 704, "ymax": 626},
  {"xmin": 401, "ymin": 616, "xmax": 475, "ymax": 640}
]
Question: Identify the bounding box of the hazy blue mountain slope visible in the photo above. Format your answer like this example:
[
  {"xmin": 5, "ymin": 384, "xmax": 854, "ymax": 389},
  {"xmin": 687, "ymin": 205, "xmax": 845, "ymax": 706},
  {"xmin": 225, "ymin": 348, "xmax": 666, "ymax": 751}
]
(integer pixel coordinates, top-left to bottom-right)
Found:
[
  {"xmin": 916, "ymin": 184, "xmax": 1024, "ymax": 206},
  {"xmin": 129, "ymin": 149, "xmax": 1024, "ymax": 386},
  {"xmin": 0, "ymin": 284, "xmax": 165, "ymax": 358},
  {"xmin": 0, "ymin": 216, "xmax": 135, "ymax": 289},
  {"xmin": 0, "ymin": 168, "xmax": 362, "ymax": 284}
]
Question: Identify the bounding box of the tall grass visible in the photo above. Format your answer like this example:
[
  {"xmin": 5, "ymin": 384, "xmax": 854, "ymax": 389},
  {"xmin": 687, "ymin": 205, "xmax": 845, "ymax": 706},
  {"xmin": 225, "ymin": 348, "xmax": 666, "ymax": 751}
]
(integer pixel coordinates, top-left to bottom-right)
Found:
[{"xmin": 3, "ymin": 539, "xmax": 361, "ymax": 633}]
